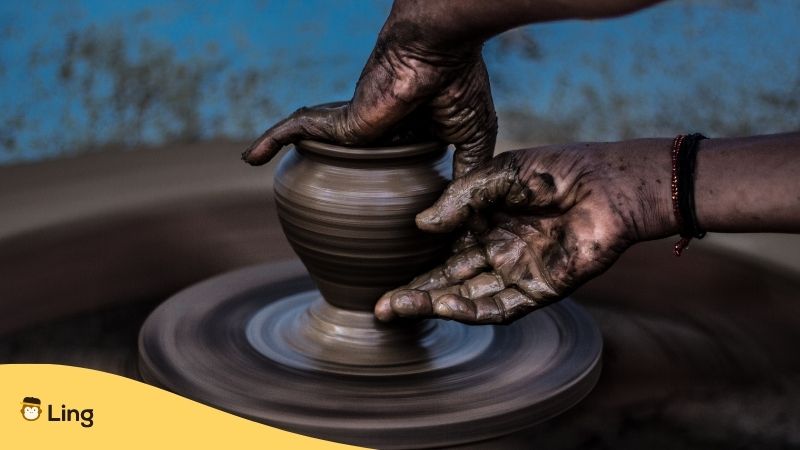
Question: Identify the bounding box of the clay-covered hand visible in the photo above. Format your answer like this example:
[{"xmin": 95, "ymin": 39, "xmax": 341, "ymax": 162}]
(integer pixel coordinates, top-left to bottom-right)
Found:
[
  {"xmin": 241, "ymin": 7, "xmax": 497, "ymax": 177},
  {"xmin": 375, "ymin": 141, "xmax": 676, "ymax": 324}
]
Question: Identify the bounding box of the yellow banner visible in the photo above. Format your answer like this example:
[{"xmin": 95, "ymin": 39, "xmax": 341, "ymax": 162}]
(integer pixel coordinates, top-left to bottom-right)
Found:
[{"xmin": 0, "ymin": 364, "xmax": 365, "ymax": 449}]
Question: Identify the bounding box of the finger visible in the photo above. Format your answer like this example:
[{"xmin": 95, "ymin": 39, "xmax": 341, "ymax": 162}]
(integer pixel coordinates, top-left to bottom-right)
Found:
[
  {"xmin": 442, "ymin": 247, "xmax": 490, "ymax": 283},
  {"xmin": 374, "ymin": 288, "xmax": 399, "ymax": 322},
  {"xmin": 433, "ymin": 287, "xmax": 540, "ymax": 325},
  {"xmin": 461, "ymin": 272, "xmax": 506, "ymax": 299},
  {"xmin": 433, "ymin": 294, "xmax": 502, "ymax": 324},
  {"xmin": 389, "ymin": 289, "xmax": 434, "ymax": 318},
  {"xmin": 416, "ymin": 154, "xmax": 518, "ymax": 233},
  {"xmin": 242, "ymin": 105, "xmax": 346, "ymax": 166},
  {"xmin": 387, "ymin": 285, "xmax": 462, "ymax": 319},
  {"xmin": 374, "ymin": 247, "xmax": 488, "ymax": 322},
  {"xmin": 406, "ymin": 246, "xmax": 489, "ymax": 290},
  {"xmin": 430, "ymin": 59, "xmax": 498, "ymax": 178},
  {"xmin": 386, "ymin": 268, "xmax": 505, "ymax": 321},
  {"xmin": 374, "ymin": 267, "xmax": 446, "ymax": 321},
  {"xmin": 406, "ymin": 267, "xmax": 449, "ymax": 291},
  {"xmin": 426, "ymin": 270, "xmax": 507, "ymax": 323},
  {"xmin": 385, "ymin": 272, "xmax": 537, "ymax": 324}
]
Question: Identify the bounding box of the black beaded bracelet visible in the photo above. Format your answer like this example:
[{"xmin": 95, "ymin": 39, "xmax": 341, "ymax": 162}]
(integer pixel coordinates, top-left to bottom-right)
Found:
[{"xmin": 671, "ymin": 133, "xmax": 707, "ymax": 256}]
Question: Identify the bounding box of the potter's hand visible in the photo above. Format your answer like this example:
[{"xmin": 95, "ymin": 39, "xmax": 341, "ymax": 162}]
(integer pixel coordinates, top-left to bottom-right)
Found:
[
  {"xmin": 242, "ymin": 12, "xmax": 496, "ymax": 177},
  {"xmin": 242, "ymin": 0, "xmax": 666, "ymax": 176},
  {"xmin": 375, "ymin": 141, "xmax": 677, "ymax": 324}
]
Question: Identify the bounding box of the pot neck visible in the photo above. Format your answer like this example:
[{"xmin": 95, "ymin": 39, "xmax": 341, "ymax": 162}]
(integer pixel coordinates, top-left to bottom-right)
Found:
[{"xmin": 295, "ymin": 140, "xmax": 446, "ymax": 163}]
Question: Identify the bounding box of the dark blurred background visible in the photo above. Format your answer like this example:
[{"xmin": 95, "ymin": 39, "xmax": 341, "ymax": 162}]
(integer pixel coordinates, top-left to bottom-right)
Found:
[{"xmin": 1, "ymin": 1, "xmax": 800, "ymax": 449}]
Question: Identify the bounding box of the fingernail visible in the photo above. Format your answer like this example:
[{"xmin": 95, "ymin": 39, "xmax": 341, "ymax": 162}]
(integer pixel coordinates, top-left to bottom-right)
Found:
[{"xmin": 240, "ymin": 150, "xmax": 250, "ymax": 161}]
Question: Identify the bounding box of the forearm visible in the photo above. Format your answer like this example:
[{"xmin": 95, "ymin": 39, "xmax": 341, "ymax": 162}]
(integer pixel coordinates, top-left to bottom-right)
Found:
[
  {"xmin": 625, "ymin": 133, "xmax": 800, "ymax": 240},
  {"xmin": 387, "ymin": 0, "xmax": 666, "ymax": 47},
  {"xmin": 694, "ymin": 133, "xmax": 800, "ymax": 233}
]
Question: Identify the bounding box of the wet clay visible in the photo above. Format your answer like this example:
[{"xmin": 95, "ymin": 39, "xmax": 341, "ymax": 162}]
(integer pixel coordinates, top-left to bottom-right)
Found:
[
  {"xmin": 138, "ymin": 139, "xmax": 603, "ymax": 448},
  {"xmin": 274, "ymin": 139, "xmax": 451, "ymax": 310}
]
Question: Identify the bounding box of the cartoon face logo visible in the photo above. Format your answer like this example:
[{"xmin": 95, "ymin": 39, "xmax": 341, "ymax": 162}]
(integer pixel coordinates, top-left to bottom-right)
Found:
[{"xmin": 21, "ymin": 397, "xmax": 41, "ymax": 421}]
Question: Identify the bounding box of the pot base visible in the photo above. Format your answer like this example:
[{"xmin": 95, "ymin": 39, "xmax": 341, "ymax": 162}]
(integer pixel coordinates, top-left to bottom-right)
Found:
[{"xmin": 139, "ymin": 260, "xmax": 603, "ymax": 449}]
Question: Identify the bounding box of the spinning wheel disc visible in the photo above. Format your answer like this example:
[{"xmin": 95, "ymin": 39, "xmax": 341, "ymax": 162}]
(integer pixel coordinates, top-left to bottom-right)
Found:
[{"xmin": 139, "ymin": 261, "xmax": 602, "ymax": 449}]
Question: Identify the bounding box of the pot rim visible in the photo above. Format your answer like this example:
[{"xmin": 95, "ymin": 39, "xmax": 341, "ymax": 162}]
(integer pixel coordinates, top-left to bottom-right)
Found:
[{"xmin": 296, "ymin": 139, "xmax": 445, "ymax": 160}]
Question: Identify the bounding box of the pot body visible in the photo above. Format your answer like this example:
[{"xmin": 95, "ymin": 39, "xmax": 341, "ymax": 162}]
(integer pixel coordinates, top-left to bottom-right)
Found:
[{"xmin": 273, "ymin": 140, "xmax": 452, "ymax": 310}]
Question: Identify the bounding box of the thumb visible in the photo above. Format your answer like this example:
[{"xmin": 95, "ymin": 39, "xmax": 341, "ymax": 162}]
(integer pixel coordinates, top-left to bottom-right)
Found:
[
  {"xmin": 416, "ymin": 155, "xmax": 518, "ymax": 233},
  {"xmin": 242, "ymin": 103, "xmax": 349, "ymax": 166}
]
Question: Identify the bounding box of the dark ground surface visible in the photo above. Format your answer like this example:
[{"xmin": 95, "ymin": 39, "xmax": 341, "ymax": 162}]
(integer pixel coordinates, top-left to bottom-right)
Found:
[{"xmin": 2, "ymin": 143, "xmax": 800, "ymax": 449}]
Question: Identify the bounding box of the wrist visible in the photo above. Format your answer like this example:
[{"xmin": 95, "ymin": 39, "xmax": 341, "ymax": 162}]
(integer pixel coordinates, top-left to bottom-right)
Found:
[
  {"xmin": 604, "ymin": 139, "xmax": 680, "ymax": 242},
  {"xmin": 384, "ymin": 1, "xmax": 485, "ymax": 54}
]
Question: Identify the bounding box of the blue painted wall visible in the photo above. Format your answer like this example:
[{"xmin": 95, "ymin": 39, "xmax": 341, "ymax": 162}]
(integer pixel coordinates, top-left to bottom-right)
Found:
[{"xmin": 1, "ymin": 1, "xmax": 798, "ymax": 164}]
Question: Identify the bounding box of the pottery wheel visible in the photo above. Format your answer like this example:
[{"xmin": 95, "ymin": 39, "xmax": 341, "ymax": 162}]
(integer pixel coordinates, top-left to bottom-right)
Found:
[{"xmin": 139, "ymin": 260, "xmax": 602, "ymax": 449}]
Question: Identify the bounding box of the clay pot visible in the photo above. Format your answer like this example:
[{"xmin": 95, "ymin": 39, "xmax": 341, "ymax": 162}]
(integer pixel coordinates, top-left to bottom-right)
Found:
[{"xmin": 273, "ymin": 139, "xmax": 452, "ymax": 310}]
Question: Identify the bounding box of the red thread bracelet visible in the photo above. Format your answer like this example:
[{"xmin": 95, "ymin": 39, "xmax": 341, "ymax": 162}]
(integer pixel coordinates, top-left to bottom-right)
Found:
[{"xmin": 671, "ymin": 135, "xmax": 689, "ymax": 256}]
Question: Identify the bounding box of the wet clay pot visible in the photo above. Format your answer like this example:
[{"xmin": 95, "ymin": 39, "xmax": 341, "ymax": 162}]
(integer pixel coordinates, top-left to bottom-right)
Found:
[{"xmin": 273, "ymin": 139, "xmax": 451, "ymax": 310}]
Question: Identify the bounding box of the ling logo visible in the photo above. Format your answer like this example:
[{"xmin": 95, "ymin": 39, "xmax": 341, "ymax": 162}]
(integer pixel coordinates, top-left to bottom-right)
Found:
[
  {"xmin": 20, "ymin": 396, "xmax": 94, "ymax": 428},
  {"xmin": 21, "ymin": 397, "xmax": 42, "ymax": 421}
]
